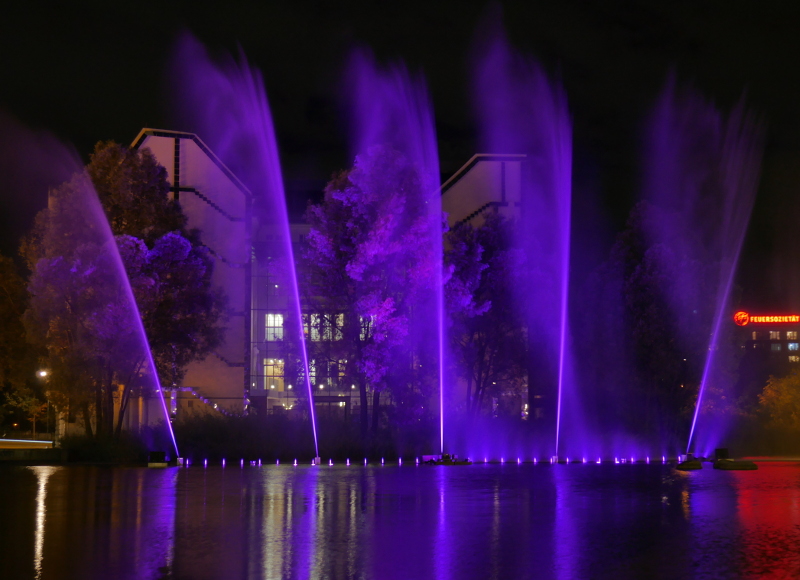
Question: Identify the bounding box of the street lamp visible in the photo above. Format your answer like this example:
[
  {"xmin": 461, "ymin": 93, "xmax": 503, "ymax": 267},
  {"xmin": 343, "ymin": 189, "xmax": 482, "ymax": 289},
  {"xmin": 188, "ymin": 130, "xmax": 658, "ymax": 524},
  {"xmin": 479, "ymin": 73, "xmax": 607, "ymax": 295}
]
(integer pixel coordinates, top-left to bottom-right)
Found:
[{"xmin": 37, "ymin": 370, "xmax": 51, "ymax": 442}]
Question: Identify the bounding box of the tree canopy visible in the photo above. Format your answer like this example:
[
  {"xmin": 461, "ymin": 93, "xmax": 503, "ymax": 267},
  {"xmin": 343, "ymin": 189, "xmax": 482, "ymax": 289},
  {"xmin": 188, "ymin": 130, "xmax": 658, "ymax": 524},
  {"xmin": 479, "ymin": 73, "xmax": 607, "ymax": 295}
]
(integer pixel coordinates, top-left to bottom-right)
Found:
[
  {"xmin": 22, "ymin": 142, "xmax": 223, "ymax": 438},
  {"xmin": 302, "ymin": 145, "xmax": 442, "ymax": 439},
  {"xmin": 445, "ymin": 213, "xmax": 526, "ymax": 419}
]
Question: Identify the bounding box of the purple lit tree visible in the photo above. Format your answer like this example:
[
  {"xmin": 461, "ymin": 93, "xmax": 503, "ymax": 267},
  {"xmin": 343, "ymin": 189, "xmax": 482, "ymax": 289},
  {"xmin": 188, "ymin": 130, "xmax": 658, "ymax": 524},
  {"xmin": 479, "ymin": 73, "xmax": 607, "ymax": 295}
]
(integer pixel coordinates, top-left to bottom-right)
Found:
[
  {"xmin": 22, "ymin": 143, "xmax": 223, "ymax": 438},
  {"xmin": 445, "ymin": 213, "xmax": 527, "ymax": 419},
  {"xmin": 302, "ymin": 145, "xmax": 442, "ymax": 440}
]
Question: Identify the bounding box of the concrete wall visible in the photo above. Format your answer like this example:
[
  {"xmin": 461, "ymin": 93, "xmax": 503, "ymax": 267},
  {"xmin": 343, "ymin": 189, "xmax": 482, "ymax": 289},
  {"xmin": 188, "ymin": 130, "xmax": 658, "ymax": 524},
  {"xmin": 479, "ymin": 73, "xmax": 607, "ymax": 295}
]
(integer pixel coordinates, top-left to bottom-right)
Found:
[
  {"xmin": 441, "ymin": 154, "xmax": 525, "ymax": 228},
  {"xmin": 133, "ymin": 130, "xmax": 251, "ymax": 412}
]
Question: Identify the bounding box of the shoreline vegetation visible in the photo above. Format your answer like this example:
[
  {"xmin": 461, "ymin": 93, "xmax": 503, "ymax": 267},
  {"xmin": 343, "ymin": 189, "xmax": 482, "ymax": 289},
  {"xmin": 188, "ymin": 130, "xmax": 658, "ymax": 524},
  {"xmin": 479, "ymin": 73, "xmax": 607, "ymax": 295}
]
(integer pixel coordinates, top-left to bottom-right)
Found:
[{"xmin": 3, "ymin": 412, "xmax": 800, "ymax": 466}]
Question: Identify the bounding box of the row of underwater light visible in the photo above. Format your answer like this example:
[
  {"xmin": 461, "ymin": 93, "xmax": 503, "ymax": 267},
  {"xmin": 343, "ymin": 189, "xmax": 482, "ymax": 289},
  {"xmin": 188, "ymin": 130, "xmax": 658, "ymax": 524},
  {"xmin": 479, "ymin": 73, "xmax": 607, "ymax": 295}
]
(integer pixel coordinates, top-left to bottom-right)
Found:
[{"xmin": 178, "ymin": 456, "xmax": 676, "ymax": 467}]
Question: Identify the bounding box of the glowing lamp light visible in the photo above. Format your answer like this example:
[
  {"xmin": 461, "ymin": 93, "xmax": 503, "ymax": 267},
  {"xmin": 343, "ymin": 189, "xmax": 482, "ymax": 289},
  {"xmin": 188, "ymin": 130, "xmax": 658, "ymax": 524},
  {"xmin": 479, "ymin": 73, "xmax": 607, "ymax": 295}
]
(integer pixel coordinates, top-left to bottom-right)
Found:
[
  {"xmin": 381, "ymin": 458, "xmax": 384, "ymax": 465},
  {"xmin": 583, "ymin": 457, "xmax": 587, "ymax": 464},
  {"xmin": 484, "ymin": 458, "xmax": 488, "ymax": 463},
  {"xmin": 240, "ymin": 459, "xmax": 244, "ymax": 468},
  {"xmin": 204, "ymin": 459, "xmax": 208, "ymax": 467},
  {"xmin": 294, "ymin": 459, "xmax": 297, "ymax": 466},
  {"xmin": 646, "ymin": 457, "xmax": 650, "ymax": 464},
  {"xmin": 37, "ymin": 370, "xmax": 48, "ymax": 378},
  {"xmin": 534, "ymin": 458, "xmax": 537, "ymax": 464},
  {"xmin": 288, "ymin": 385, "xmax": 292, "ymax": 390},
  {"xmin": 329, "ymin": 459, "xmax": 333, "ymax": 466},
  {"xmin": 364, "ymin": 458, "xmax": 367, "ymax": 466},
  {"xmin": 662, "ymin": 456, "xmax": 666, "ymax": 464},
  {"xmin": 347, "ymin": 459, "xmax": 350, "ymax": 466},
  {"xmin": 597, "ymin": 458, "xmax": 602, "ymax": 464},
  {"xmin": 517, "ymin": 458, "xmax": 521, "ymax": 464},
  {"xmin": 399, "ymin": 458, "xmax": 402, "ymax": 466},
  {"xmin": 222, "ymin": 459, "xmax": 226, "ymax": 467},
  {"xmin": 501, "ymin": 458, "xmax": 505, "ymax": 464},
  {"xmin": 566, "ymin": 458, "xmax": 570, "ymax": 464}
]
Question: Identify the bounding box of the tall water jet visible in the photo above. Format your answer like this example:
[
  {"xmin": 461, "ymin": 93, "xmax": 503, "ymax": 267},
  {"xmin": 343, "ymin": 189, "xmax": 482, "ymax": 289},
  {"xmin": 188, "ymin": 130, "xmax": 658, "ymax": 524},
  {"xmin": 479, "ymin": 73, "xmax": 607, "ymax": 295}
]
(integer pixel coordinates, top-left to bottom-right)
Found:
[
  {"xmin": 641, "ymin": 79, "xmax": 763, "ymax": 456},
  {"xmin": 21, "ymin": 162, "xmax": 179, "ymax": 458},
  {"xmin": 340, "ymin": 50, "xmax": 443, "ymax": 453},
  {"xmin": 170, "ymin": 34, "xmax": 319, "ymax": 459},
  {"xmin": 471, "ymin": 30, "xmax": 573, "ymax": 458}
]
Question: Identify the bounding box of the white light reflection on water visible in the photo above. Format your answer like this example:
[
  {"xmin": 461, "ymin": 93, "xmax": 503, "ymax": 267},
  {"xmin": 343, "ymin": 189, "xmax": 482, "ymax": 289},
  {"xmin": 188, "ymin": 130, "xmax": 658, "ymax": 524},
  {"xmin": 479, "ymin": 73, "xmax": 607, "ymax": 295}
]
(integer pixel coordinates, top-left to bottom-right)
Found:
[
  {"xmin": 11, "ymin": 463, "xmax": 800, "ymax": 579},
  {"xmin": 27, "ymin": 466, "xmax": 60, "ymax": 579}
]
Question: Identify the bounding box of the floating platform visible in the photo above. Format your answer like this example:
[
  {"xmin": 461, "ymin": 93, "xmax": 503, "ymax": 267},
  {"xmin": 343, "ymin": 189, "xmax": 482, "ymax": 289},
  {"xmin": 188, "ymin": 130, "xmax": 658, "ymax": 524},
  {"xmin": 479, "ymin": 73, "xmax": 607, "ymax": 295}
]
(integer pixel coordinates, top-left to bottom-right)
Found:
[
  {"xmin": 714, "ymin": 459, "xmax": 758, "ymax": 470},
  {"xmin": 147, "ymin": 451, "xmax": 168, "ymax": 468},
  {"xmin": 676, "ymin": 459, "xmax": 703, "ymax": 471},
  {"xmin": 423, "ymin": 454, "xmax": 472, "ymax": 466}
]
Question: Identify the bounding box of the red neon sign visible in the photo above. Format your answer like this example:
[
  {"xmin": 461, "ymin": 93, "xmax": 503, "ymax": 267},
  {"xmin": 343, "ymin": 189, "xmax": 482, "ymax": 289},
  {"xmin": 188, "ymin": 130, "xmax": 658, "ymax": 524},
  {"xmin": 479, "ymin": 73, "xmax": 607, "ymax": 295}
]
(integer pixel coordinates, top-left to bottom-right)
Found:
[{"xmin": 734, "ymin": 311, "xmax": 800, "ymax": 326}]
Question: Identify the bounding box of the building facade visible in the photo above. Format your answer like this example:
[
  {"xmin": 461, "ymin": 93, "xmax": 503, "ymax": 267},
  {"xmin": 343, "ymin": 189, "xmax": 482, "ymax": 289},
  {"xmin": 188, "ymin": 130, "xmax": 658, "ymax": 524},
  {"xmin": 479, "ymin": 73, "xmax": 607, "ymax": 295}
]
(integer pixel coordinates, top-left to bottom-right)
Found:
[{"xmin": 134, "ymin": 129, "xmax": 524, "ymax": 418}]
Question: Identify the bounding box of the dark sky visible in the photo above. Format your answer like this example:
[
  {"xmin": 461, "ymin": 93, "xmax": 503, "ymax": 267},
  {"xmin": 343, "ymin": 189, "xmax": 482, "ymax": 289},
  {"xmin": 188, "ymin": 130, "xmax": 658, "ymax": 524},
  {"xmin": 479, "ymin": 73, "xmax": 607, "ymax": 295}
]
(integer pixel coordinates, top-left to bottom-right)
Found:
[{"xmin": 1, "ymin": 1, "xmax": 799, "ymax": 306}]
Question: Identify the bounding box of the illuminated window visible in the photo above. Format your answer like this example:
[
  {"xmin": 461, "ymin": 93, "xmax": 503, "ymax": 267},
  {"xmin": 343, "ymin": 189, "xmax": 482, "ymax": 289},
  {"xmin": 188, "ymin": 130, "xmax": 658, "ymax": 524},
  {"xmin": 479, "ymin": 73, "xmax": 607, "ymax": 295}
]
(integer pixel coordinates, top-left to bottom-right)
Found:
[
  {"xmin": 771, "ymin": 343, "xmax": 782, "ymax": 352},
  {"xmin": 303, "ymin": 313, "xmax": 344, "ymax": 341},
  {"xmin": 770, "ymin": 331, "xmax": 781, "ymax": 340},
  {"xmin": 790, "ymin": 343, "xmax": 799, "ymax": 351},
  {"xmin": 263, "ymin": 359, "xmax": 285, "ymax": 391},
  {"xmin": 265, "ymin": 313, "xmax": 284, "ymax": 341},
  {"xmin": 360, "ymin": 316, "xmax": 373, "ymax": 341},
  {"xmin": 751, "ymin": 331, "xmax": 759, "ymax": 340},
  {"xmin": 788, "ymin": 331, "xmax": 798, "ymax": 340},
  {"xmin": 332, "ymin": 314, "xmax": 344, "ymax": 340},
  {"xmin": 790, "ymin": 356, "xmax": 800, "ymax": 363},
  {"xmin": 312, "ymin": 359, "xmax": 346, "ymax": 389}
]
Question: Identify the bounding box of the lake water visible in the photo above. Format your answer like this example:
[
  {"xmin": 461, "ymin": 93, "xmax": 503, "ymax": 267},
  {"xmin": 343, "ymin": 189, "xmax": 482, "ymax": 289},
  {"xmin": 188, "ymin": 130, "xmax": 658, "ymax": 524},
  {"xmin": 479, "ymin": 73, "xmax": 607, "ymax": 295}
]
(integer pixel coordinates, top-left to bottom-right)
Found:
[{"xmin": 1, "ymin": 461, "xmax": 799, "ymax": 579}]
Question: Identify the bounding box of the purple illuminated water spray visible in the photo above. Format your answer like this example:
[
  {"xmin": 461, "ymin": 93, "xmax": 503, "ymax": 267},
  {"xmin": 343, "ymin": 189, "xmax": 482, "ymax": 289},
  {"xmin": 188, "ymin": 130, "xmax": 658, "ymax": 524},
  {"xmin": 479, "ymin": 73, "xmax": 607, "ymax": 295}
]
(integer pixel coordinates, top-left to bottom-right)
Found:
[
  {"xmin": 82, "ymin": 181, "xmax": 179, "ymax": 459},
  {"xmin": 170, "ymin": 35, "xmax": 319, "ymax": 459}
]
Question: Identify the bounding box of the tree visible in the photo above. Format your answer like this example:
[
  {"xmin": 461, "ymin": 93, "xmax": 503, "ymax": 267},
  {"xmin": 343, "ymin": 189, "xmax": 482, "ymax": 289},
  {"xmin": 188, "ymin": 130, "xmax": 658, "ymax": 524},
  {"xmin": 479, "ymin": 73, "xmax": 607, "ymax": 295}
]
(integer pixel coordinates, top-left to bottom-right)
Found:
[
  {"xmin": 573, "ymin": 201, "xmax": 741, "ymax": 447},
  {"xmin": 302, "ymin": 145, "xmax": 441, "ymax": 440},
  {"xmin": 758, "ymin": 371, "xmax": 800, "ymax": 433},
  {"xmin": 445, "ymin": 213, "xmax": 526, "ymax": 419},
  {"xmin": 23, "ymin": 142, "xmax": 223, "ymax": 438},
  {"xmin": 5, "ymin": 387, "xmax": 47, "ymax": 439},
  {"xmin": 87, "ymin": 141, "xmax": 187, "ymax": 244},
  {"xmin": 0, "ymin": 253, "xmax": 41, "ymax": 430}
]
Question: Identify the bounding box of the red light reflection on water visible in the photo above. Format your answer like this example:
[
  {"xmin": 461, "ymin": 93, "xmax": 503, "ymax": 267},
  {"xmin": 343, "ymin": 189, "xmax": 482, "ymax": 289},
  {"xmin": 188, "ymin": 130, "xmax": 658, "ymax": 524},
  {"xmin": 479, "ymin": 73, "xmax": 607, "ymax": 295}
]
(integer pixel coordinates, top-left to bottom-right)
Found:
[{"xmin": 734, "ymin": 463, "xmax": 800, "ymax": 577}]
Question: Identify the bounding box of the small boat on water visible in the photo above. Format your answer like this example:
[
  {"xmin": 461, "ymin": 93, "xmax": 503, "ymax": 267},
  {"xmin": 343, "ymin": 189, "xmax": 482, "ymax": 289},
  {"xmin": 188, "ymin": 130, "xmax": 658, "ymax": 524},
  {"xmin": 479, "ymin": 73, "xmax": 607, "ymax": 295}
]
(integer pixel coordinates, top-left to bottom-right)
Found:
[{"xmin": 676, "ymin": 459, "xmax": 703, "ymax": 471}]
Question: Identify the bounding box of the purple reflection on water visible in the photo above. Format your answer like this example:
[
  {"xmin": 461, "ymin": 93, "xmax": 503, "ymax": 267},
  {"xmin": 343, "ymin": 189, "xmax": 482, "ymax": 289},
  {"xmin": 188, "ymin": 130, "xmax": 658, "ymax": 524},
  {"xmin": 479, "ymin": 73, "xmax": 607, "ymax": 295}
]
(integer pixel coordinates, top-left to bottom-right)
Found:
[{"xmin": 5, "ymin": 463, "xmax": 800, "ymax": 578}]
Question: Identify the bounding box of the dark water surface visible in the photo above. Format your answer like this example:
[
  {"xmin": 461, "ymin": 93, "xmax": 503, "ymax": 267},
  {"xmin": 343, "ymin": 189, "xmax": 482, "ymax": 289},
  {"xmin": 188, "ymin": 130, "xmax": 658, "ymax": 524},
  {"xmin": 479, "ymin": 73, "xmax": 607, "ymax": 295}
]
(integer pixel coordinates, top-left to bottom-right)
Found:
[{"xmin": 1, "ymin": 461, "xmax": 799, "ymax": 579}]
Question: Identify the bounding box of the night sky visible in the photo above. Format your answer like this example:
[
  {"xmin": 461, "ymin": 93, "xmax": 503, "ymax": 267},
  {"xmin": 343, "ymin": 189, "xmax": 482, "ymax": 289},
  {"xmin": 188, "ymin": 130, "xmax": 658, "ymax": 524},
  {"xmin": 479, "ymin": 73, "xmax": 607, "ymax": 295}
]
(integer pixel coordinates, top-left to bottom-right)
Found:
[{"xmin": 1, "ymin": 1, "xmax": 799, "ymax": 307}]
